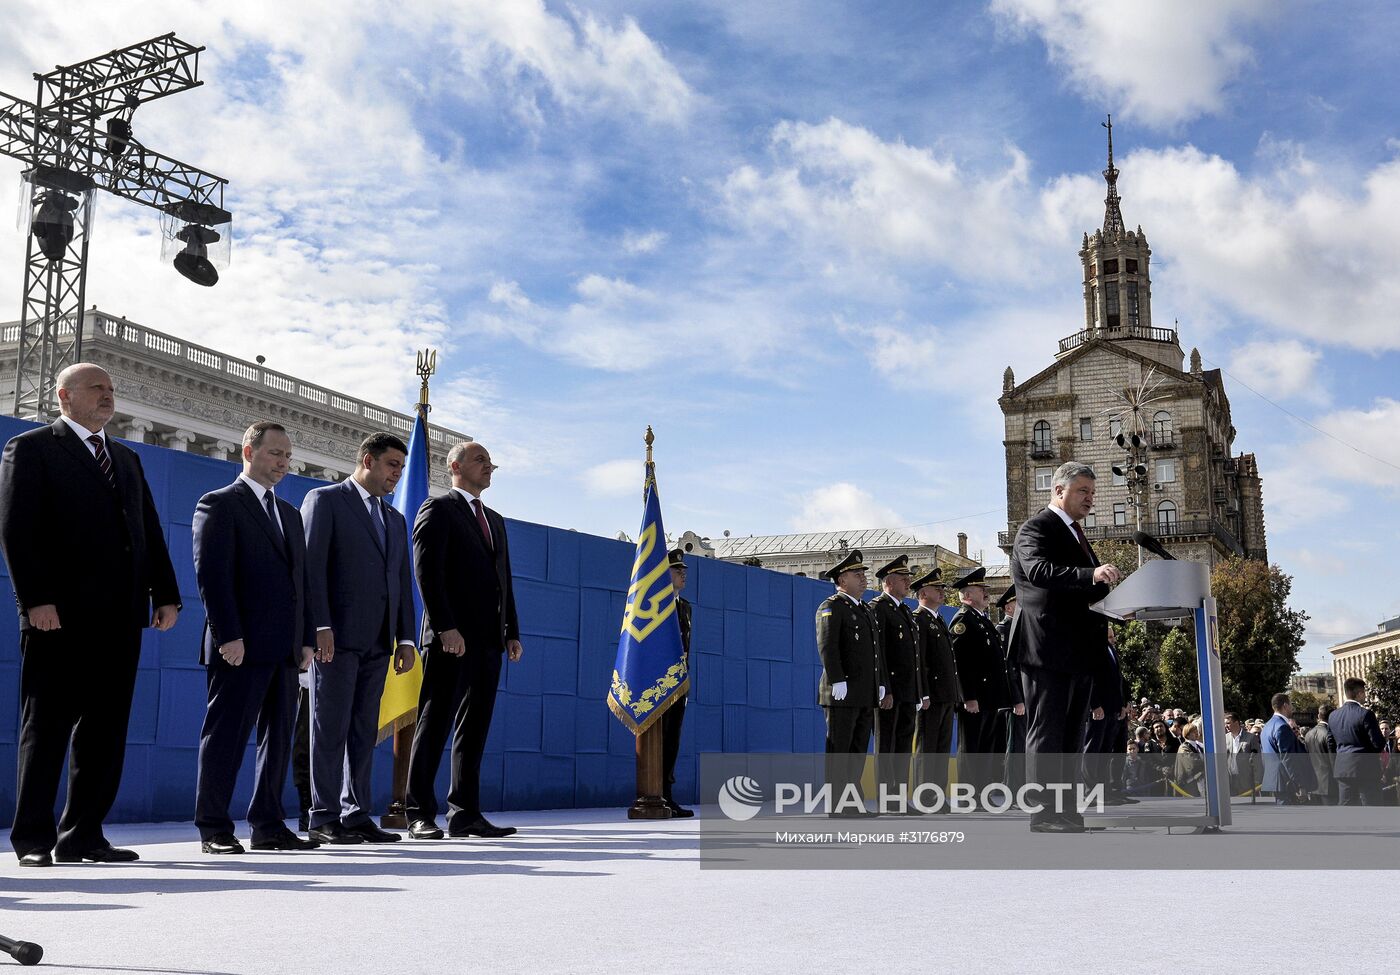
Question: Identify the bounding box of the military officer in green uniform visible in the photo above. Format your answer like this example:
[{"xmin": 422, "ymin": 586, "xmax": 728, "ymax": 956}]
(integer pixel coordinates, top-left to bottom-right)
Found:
[
  {"xmin": 816, "ymin": 550, "xmax": 884, "ymax": 816},
  {"xmin": 950, "ymin": 566, "xmax": 1014, "ymax": 802},
  {"xmin": 870, "ymin": 554, "xmax": 923, "ymax": 802},
  {"xmin": 911, "ymin": 567, "xmax": 960, "ymax": 798},
  {"xmin": 660, "ymin": 549, "xmax": 694, "ymax": 818}
]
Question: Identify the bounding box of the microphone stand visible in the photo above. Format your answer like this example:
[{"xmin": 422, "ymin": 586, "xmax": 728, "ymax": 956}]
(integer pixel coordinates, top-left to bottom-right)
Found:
[{"xmin": 0, "ymin": 934, "xmax": 42, "ymax": 966}]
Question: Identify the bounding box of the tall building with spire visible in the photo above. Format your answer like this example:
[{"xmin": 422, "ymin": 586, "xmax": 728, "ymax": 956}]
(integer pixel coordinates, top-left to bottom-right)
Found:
[{"xmin": 997, "ymin": 120, "xmax": 1267, "ymax": 566}]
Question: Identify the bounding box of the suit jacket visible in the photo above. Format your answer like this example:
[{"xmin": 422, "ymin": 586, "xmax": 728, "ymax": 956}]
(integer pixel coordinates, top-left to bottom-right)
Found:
[
  {"xmin": 1087, "ymin": 640, "xmax": 1128, "ymax": 714},
  {"xmin": 192, "ymin": 479, "xmax": 315, "ymax": 666},
  {"xmin": 302, "ymin": 478, "xmax": 416, "ymax": 655},
  {"xmin": 0, "ymin": 418, "xmax": 179, "ymax": 631},
  {"xmin": 996, "ymin": 616, "xmax": 1026, "ymax": 708},
  {"xmin": 869, "ymin": 592, "xmax": 922, "ymax": 703},
  {"xmin": 912, "ymin": 604, "xmax": 961, "ymax": 704},
  {"xmin": 1261, "ymin": 713, "xmax": 1315, "ymax": 795},
  {"xmin": 1227, "ymin": 730, "xmax": 1260, "ymax": 789},
  {"xmin": 949, "ymin": 606, "xmax": 1012, "ymax": 712},
  {"xmin": 413, "ymin": 491, "xmax": 519, "ymax": 653},
  {"xmin": 815, "ymin": 592, "xmax": 880, "ymax": 708},
  {"xmin": 1303, "ymin": 721, "xmax": 1336, "ymax": 792},
  {"xmin": 1007, "ymin": 506, "xmax": 1110, "ymax": 673},
  {"xmin": 1329, "ymin": 701, "xmax": 1385, "ymax": 781}
]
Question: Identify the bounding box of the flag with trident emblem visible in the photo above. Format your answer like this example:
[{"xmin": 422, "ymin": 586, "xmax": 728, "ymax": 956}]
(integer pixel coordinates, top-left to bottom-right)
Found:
[{"xmin": 607, "ymin": 451, "xmax": 688, "ymax": 734}]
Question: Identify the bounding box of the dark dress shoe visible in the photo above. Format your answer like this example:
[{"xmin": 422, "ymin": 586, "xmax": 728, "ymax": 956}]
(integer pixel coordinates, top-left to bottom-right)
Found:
[
  {"xmin": 251, "ymin": 829, "xmax": 321, "ymax": 851},
  {"xmin": 665, "ymin": 799, "xmax": 695, "ymax": 818},
  {"xmin": 449, "ymin": 817, "xmax": 518, "ymax": 838},
  {"xmin": 1029, "ymin": 819, "xmax": 1086, "ymax": 833},
  {"xmin": 308, "ymin": 823, "xmax": 365, "ymax": 845},
  {"xmin": 18, "ymin": 851, "xmax": 52, "ymax": 867},
  {"xmin": 55, "ymin": 845, "xmax": 140, "ymax": 863},
  {"xmin": 201, "ymin": 833, "xmax": 246, "ymax": 855},
  {"xmin": 347, "ymin": 822, "xmax": 401, "ymax": 843},
  {"xmin": 409, "ymin": 820, "xmax": 445, "ymax": 839}
]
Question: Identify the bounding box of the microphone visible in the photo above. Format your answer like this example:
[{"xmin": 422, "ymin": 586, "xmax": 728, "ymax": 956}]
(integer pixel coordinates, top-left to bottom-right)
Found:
[
  {"xmin": 0, "ymin": 934, "xmax": 42, "ymax": 966},
  {"xmin": 1131, "ymin": 530, "xmax": 1175, "ymax": 561}
]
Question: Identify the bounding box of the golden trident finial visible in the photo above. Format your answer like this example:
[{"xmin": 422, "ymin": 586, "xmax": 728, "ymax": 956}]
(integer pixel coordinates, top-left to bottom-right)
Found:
[
  {"xmin": 415, "ymin": 348, "xmax": 437, "ymax": 414},
  {"xmin": 644, "ymin": 425, "xmax": 654, "ymax": 464}
]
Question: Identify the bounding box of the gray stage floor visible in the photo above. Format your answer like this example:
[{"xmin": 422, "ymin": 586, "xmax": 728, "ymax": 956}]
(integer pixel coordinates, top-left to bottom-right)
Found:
[{"xmin": 1, "ymin": 802, "xmax": 1394, "ymax": 973}]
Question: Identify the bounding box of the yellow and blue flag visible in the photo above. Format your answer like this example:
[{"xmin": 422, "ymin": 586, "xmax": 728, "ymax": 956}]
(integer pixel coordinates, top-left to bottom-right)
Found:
[
  {"xmin": 378, "ymin": 410, "xmax": 428, "ymax": 741},
  {"xmin": 608, "ymin": 463, "xmax": 688, "ymax": 735}
]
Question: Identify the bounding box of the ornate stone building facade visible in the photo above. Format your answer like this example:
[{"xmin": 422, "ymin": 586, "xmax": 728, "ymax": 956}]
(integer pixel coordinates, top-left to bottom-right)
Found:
[
  {"xmin": 998, "ymin": 128, "xmax": 1267, "ymax": 566},
  {"xmin": 0, "ymin": 308, "xmax": 471, "ymax": 487},
  {"xmin": 1330, "ymin": 617, "xmax": 1400, "ymax": 709}
]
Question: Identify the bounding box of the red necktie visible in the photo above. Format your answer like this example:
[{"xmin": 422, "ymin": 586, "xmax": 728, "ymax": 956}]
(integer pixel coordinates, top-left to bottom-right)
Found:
[
  {"xmin": 1071, "ymin": 520, "xmax": 1093, "ymax": 562},
  {"xmin": 472, "ymin": 497, "xmax": 494, "ymax": 550}
]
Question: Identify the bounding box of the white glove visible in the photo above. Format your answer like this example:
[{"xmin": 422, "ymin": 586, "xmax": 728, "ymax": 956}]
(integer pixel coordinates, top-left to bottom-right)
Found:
[
  {"xmin": 832, "ymin": 680, "xmax": 848, "ymax": 701},
  {"xmin": 921, "ymin": 697, "xmax": 931, "ymax": 711},
  {"xmin": 879, "ymin": 686, "xmax": 886, "ymax": 700}
]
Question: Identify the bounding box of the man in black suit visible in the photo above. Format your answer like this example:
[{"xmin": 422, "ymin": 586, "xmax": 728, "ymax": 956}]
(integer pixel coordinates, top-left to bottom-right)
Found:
[
  {"xmin": 869, "ymin": 554, "xmax": 922, "ymax": 800},
  {"xmin": 407, "ymin": 441, "xmax": 523, "ymax": 839},
  {"xmin": 0, "ymin": 364, "xmax": 180, "ymax": 866},
  {"xmin": 1331, "ymin": 677, "xmax": 1385, "ymax": 806},
  {"xmin": 660, "ymin": 548, "xmax": 694, "ymax": 817},
  {"xmin": 301, "ymin": 433, "xmax": 416, "ymax": 845},
  {"xmin": 815, "ymin": 549, "xmax": 882, "ymax": 817},
  {"xmin": 1007, "ymin": 462, "xmax": 1118, "ymax": 832},
  {"xmin": 995, "ymin": 586, "xmax": 1028, "ymax": 792},
  {"xmin": 1085, "ymin": 625, "xmax": 1136, "ymax": 805},
  {"xmin": 192, "ymin": 422, "xmax": 320, "ymax": 854}
]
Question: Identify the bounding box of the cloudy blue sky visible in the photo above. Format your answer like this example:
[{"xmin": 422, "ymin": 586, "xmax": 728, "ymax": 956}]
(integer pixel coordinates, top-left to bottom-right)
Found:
[{"xmin": 2, "ymin": 1, "xmax": 1398, "ymax": 671}]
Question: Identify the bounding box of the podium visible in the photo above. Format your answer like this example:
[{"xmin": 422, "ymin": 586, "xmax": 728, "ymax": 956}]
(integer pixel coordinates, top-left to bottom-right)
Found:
[{"xmin": 1093, "ymin": 559, "xmax": 1230, "ymax": 831}]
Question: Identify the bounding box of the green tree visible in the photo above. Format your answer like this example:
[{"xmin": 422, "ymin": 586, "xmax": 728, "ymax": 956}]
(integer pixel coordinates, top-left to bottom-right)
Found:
[
  {"xmin": 1095, "ymin": 539, "xmax": 1141, "ymax": 581},
  {"xmin": 1366, "ymin": 652, "xmax": 1400, "ymax": 723},
  {"xmin": 1114, "ymin": 619, "xmax": 1160, "ymax": 704},
  {"xmin": 1288, "ymin": 689, "xmax": 1326, "ymax": 723},
  {"xmin": 1211, "ymin": 558, "xmax": 1308, "ymax": 717},
  {"xmin": 1156, "ymin": 625, "xmax": 1198, "ymax": 708}
]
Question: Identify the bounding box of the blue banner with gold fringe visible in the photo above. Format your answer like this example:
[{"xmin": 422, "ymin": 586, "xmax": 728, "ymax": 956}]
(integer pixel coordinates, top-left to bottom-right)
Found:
[{"xmin": 608, "ymin": 463, "xmax": 688, "ymax": 735}]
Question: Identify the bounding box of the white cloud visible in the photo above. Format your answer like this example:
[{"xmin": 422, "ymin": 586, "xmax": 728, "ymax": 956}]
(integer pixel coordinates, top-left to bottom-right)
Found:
[
  {"xmin": 790, "ymin": 483, "xmax": 904, "ymax": 533},
  {"xmin": 1304, "ymin": 398, "xmax": 1400, "ymax": 489},
  {"xmin": 1228, "ymin": 339, "xmax": 1325, "ymax": 404},
  {"xmin": 990, "ymin": 0, "xmax": 1270, "ymax": 127},
  {"xmin": 582, "ymin": 458, "xmax": 645, "ymax": 498},
  {"xmin": 576, "ymin": 274, "xmax": 648, "ymax": 305},
  {"xmin": 622, "ymin": 229, "xmax": 668, "ymax": 254}
]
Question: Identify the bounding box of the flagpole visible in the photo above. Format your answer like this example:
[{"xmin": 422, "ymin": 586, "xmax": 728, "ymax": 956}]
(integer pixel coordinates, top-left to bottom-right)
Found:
[
  {"xmin": 382, "ymin": 348, "xmax": 436, "ymax": 829},
  {"xmin": 629, "ymin": 425, "xmax": 673, "ymax": 820}
]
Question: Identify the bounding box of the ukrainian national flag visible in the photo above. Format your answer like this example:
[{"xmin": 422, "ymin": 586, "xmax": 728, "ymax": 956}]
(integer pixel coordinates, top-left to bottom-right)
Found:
[
  {"xmin": 608, "ymin": 463, "xmax": 688, "ymax": 735},
  {"xmin": 378, "ymin": 410, "xmax": 428, "ymax": 741}
]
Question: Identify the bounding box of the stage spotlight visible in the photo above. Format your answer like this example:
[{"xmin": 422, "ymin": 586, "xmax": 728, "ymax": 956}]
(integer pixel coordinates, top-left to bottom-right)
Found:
[
  {"xmin": 173, "ymin": 224, "xmax": 220, "ymax": 286},
  {"xmin": 161, "ymin": 200, "xmax": 232, "ymax": 287},
  {"xmin": 30, "ymin": 191, "xmax": 78, "ymax": 261},
  {"xmin": 105, "ymin": 116, "xmax": 132, "ymax": 158}
]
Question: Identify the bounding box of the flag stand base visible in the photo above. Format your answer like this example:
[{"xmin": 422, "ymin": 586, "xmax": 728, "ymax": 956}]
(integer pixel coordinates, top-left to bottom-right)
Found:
[{"xmin": 628, "ymin": 723, "xmax": 673, "ymax": 819}]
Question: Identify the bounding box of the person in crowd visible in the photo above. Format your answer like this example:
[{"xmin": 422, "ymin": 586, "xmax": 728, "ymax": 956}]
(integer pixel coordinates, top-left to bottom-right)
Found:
[
  {"xmin": 660, "ymin": 549, "xmax": 693, "ymax": 818},
  {"xmin": 1261, "ymin": 693, "xmax": 1315, "ymax": 804},
  {"xmin": 1173, "ymin": 721, "xmax": 1206, "ymax": 797},
  {"xmin": 1331, "ymin": 678, "xmax": 1385, "ymax": 806},
  {"xmin": 1304, "ymin": 707, "xmax": 1338, "ymax": 805}
]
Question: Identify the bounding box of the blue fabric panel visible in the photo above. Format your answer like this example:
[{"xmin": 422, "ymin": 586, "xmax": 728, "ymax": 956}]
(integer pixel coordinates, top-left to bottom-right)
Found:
[
  {"xmin": 506, "ymin": 519, "xmax": 549, "ymax": 582},
  {"xmin": 546, "ymin": 527, "xmax": 581, "ymax": 586}
]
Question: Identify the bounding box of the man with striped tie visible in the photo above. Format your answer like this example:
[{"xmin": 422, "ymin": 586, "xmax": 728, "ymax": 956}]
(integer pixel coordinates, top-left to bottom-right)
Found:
[{"xmin": 0, "ymin": 364, "xmax": 180, "ymax": 866}]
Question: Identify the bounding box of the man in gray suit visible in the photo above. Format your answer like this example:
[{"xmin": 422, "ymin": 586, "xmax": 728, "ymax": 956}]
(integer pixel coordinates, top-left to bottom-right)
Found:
[
  {"xmin": 301, "ymin": 433, "xmax": 417, "ymax": 844},
  {"xmin": 1304, "ymin": 706, "xmax": 1338, "ymax": 805}
]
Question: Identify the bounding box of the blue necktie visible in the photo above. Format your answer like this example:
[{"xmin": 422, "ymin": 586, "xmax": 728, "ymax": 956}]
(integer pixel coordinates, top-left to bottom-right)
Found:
[{"xmin": 370, "ymin": 495, "xmax": 387, "ymax": 548}]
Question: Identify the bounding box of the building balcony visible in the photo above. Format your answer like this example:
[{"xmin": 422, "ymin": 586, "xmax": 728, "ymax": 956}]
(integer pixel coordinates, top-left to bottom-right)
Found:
[
  {"xmin": 998, "ymin": 516, "xmax": 1245, "ymax": 557},
  {"xmin": 1058, "ymin": 324, "xmax": 1178, "ymax": 356}
]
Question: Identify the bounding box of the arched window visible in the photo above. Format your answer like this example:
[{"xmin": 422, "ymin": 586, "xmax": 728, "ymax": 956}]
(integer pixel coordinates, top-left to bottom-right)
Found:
[
  {"xmin": 1032, "ymin": 420, "xmax": 1052, "ymax": 455},
  {"xmin": 1152, "ymin": 410, "xmax": 1173, "ymax": 445},
  {"xmin": 1156, "ymin": 500, "xmax": 1178, "ymax": 532}
]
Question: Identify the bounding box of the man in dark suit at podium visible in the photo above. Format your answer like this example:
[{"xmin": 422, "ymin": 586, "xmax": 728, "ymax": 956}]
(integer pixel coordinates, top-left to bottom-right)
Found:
[
  {"xmin": 1007, "ymin": 462, "xmax": 1119, "ymax": 832},
  {"xmin": 193, "ymin": 422, "xmax": 320, "ymax": 854},
  {"xmin": 0, "ymin": 364, "xmax": 180, "ymax": 867},
  {"xmin": 407, "ymin": 441, "xmax": 523, "ymax": 839}
]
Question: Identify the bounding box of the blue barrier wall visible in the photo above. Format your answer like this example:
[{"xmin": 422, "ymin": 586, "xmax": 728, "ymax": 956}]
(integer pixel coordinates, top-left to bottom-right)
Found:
[{"xmin": 0, "ymin": 415, "xmax": 832, "ymax": 823}]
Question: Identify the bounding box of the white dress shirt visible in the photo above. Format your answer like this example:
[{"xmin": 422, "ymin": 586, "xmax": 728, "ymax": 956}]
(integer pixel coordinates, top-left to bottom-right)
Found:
[
  {"xmin": 60, "ymin": 415, "xmax": 106, "ymax": 457},
  {"xmin": 238, "ymin": 473, "xmax": 283, "ymax": 534}
]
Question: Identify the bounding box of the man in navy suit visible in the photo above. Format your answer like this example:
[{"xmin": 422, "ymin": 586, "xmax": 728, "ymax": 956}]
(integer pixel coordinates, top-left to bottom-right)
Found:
[
  {"xmin": 1261, "ymin": 692, "xmax": 1315, "ymax": 804},
  {"xmin": 406, "ymin": 441, "xmax": 523, "ymax": 839},
  {"xmin": 0, "ymin": 364, "xmax": 180, "ymax": 867},
  {"xmin": 301, "ymin": 433, "xmax": 417, "ymax": 845},
  {"xmin": 1007, "ymin": 462, "xmax": 1119, "ymax": 832},
  {"xmin": 192, "ymin": 422, "xmax": 319, "ymax": 853},
  {"xmin": 1330, "ymin": 677, "xmax": 1385, "ymax": 806}
]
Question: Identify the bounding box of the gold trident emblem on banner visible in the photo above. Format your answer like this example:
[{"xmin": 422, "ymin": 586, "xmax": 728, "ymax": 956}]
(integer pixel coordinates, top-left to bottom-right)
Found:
[{"xmin": 621, "ymin": 523, "xmax": 676, "ymax": 641}]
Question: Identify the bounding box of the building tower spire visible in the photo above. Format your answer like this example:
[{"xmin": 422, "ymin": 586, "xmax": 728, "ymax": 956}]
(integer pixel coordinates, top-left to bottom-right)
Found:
[{"xmin": 1102, "ymin": 114, "xmax": 1125, "ymax": 239}]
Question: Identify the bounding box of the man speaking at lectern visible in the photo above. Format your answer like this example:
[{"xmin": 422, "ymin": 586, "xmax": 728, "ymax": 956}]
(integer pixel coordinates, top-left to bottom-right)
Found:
[{"xmin": 1007, "ymin": 462, "xmax": 1120, "ymax": 833}]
